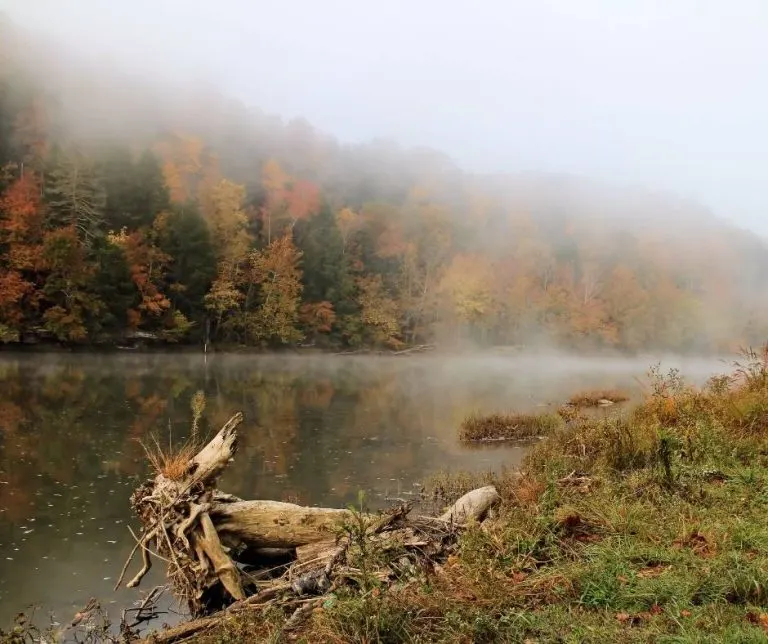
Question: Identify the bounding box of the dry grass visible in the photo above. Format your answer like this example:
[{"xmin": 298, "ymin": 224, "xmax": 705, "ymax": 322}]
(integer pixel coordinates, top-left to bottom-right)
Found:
[
  {"xmin": 568, "ymin": 388, "xmax": 630, "ymax": 407},
  {"xmin": 140, "ymin": 434, "xmax": 203, "ymax": 480},
  {"xmin": 139, "ymin": 389, "xmax": 207, "ymax": 481},
  {"xmin": 459, "ymin": 411, "xmax": 562, "ymax": 442}
]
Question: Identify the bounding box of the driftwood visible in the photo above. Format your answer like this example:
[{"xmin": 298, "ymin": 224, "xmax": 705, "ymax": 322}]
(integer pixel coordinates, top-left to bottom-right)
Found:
[
  {"xmin": 391, "ymin": 343, "xmax": 436, "ymax": 356},
  {"xmin": 119, "ymin": 412, "xmax": 501, "ymax": 640}
]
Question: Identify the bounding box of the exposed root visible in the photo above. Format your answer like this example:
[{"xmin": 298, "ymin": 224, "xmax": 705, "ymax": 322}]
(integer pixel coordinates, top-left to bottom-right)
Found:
[
  {"xmin": 175, "ymin": 502, "xmax": 209, "ymax": 550},
  {"xmin": 127, "ymin": 539, "xmax": 152, "ymax": 589},
  {"xmin": 114, "ymin": 538, "xmax": 142, "ymax": 591}
]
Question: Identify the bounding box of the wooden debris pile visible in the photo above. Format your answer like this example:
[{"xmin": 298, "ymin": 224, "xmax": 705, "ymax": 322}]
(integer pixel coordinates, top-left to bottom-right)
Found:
[{"xmin": 116, "ymin": 412, "xmax": 500, "ymax": 642}]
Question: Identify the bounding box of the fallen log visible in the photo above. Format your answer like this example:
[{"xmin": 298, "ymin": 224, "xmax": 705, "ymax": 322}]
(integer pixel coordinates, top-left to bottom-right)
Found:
[
  {"xmin": 211, "ymin": 500, "xmax": 350, "ymax": 548},
  {"xmin": 119, "ymin": 411, "xmax": 501, "ymax": 631},
  {"xmin": 391, "ymin": 343, "xmax": 436, "ymax": 356}
]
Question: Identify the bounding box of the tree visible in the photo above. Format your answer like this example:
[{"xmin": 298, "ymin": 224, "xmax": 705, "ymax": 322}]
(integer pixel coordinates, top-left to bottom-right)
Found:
[
  {"xmin": 0, "ymin": 172, "xmax": 44, "ymax": 339},
  {"xmin": 89, "ymin": 236, "xmax": 135, "ymax": 335},
  {"xmin": 200, "ymin": 179, "xmax": 251, "ymax": 339},
  {"xmin": 260, "ymin": 159, "xmax": 319, "ymax": 243},
  {"xmin": 356, "ymin": 274, "xmax": 401, "ymax": 348},
  {"xmin": 335, "ymin": 207, "xmax": 360, "ymax": 255},
  {"xmin": 295, "ymin": 205, "xmax": 355, "ymax": 314},
  {"xmin": 243, "ymin": 232, "xmax": 304, "ymax": 345},
  {"xmin": 299, "ymin": 301, "xmax": 336, "ymax": 343},
  {"xmin": 40, "ymin": 226, "xmax": 103, "ymax": 341},
  {"xmin": 154, "ymin": 133, "xmax": 206, "ymax": 204},
  {"xmin": 159, "ymin": 205, "xmax": 216, "ymax": 327},
  {"xmin": 13, "ymin": 97, "xmax": 49, "ymax": 171},
  {"xmin": 437, "ymin": 254, "xmax": 497, "ymax": 342},
  {"xmin": 107, "ymin": 222, "xmax": 174, "ymax": 332},
  {"xmin": 0, "ymin": 269, "xmax": 34, "ymax": 342},
  {"xmin": 201, "ymin": 178, "xmax": 251, "ymax": 270},
  {"xmin": 46, "ymin": 146, "xmax": 105, "ymax": 242},
  {"xmin": 101, "ymin": 146, "xmax": 169, "ymax": 231}
]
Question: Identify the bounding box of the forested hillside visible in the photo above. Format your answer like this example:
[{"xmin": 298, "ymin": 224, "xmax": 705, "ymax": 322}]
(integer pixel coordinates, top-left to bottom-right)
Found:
[{"xmin": 0, "ymin": 16, "xmax": 766, "ymax": 353}]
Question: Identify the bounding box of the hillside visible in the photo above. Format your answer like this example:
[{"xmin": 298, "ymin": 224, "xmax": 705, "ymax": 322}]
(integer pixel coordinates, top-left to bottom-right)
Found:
[{"xmin": 0, "ymin": 16, "xmax": 766, "ymax": 352}]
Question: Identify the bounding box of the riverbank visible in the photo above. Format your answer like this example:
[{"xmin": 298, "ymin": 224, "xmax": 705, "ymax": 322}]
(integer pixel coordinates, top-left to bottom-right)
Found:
[
  {"xmin": 0, "ymin": 352, "xmax": 762, "ymax": 643},
  {"xmin": 177, "ymin": 351, "xmax": 768, "ymax": 642}
]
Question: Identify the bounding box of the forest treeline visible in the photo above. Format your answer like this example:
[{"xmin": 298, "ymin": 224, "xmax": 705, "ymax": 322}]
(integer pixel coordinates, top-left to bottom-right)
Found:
[{"xmin": 0, "ymin": 17, "xmax": 766, "ymax": 353}]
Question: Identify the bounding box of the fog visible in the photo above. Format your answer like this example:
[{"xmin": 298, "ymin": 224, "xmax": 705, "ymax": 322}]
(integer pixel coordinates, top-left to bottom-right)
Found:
[{"xmin": 3, "ymin": 0, "xmax": 767, "ymax": 235}]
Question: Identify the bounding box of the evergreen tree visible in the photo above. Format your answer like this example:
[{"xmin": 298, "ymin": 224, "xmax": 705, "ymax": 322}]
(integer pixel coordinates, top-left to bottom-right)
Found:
[
  {"xmin": 101, "ymin": 146, "xmax": 169, "ymax": 232},
  {"xmin": 294, "ymin": 204, "xmax": 356, "ymax": 342},
  {"xmin": 159, "ymin": 204, "xmax": 216, "ymax": 330},
  {"xmin": 45, "ymin": 146, "xmax": 105, "ymax": 242}
]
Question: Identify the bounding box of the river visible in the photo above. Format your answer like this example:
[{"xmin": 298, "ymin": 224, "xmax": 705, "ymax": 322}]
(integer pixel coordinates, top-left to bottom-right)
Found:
[{"xmin": 0, "ymin": 351, "xmax": 729, "ymax": 630}]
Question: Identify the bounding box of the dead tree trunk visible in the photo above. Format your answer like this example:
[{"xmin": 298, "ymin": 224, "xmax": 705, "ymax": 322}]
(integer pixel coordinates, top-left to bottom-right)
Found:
[{"xmin": 117, "ymin": 412, "xmax": 500, "ymax": 619}]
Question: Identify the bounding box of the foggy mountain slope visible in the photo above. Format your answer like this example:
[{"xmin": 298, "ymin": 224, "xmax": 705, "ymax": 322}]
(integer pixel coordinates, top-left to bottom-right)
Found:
[
  {"xmin": 0, "ymin": 14, "xmax": 766, "ymax": 353},
  {"xmin": 0, "ymin": 15, "xmax": 758, "ymax": 239}
]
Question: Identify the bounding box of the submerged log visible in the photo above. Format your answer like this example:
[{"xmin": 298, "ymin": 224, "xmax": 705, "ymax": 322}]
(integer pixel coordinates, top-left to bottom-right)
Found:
[{"xmin": 119, "ymin": 411, "xmax": 501, "ymax": 623}]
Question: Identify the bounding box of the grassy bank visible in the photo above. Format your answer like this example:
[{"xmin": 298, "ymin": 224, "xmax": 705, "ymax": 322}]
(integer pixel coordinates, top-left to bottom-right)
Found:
[
  {"xmin": 8, "ymin": 352, "xmax": 768, "ymax": 643},
  {"xmin": 190, "ymin": 350, "xmax": 768, "ymax": 643}
]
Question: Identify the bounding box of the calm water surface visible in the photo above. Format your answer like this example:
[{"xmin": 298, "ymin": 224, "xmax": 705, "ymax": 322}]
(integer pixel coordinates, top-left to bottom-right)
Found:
[{"xmin": 0, "ymin": 351, "xmax": 729, "ymax": 630}]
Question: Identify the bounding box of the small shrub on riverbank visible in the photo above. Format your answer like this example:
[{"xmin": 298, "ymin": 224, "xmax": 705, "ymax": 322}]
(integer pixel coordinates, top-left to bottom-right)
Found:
[
  {"xmin": 568, "ymin": 388, "xmax": 630, "ymax": 407},
  {"xmin": 459, "ymin": 411, "xmax": 562, "ymax": 442}
]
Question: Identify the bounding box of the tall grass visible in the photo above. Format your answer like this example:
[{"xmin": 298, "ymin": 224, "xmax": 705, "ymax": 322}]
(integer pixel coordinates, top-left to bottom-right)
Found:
[{"xmin": 459, "ymin": 411, "xmax": 562, "ymax": 442}]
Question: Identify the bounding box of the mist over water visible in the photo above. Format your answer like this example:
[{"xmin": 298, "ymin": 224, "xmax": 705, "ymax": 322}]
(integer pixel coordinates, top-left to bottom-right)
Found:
[{"xmin": 0, "ymin": 351, "xmax": 730, "ymax": 628}]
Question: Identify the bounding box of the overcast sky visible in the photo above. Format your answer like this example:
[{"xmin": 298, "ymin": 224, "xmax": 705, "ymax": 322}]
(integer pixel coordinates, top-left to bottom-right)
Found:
[{"xmin": 3, "ymin": 0, "xmax": 767, "ymax": 234}]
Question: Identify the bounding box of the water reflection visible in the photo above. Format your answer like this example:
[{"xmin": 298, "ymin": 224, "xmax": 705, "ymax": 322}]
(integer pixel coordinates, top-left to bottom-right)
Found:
[{"xmin": 0, "ymin": 351, "xmax": 728, "ymax": 628}]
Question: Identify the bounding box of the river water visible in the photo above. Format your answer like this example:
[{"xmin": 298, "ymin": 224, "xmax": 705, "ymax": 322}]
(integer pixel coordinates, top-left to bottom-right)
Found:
[{"xmin": 0, "ymin": 351, "xmax": 729, "ymax": 630}]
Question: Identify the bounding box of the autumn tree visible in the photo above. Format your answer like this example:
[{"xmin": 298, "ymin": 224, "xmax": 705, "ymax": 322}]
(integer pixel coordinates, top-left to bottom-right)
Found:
[
  {"xmin": 260, "ymin": 159, "xmax": 319, "ymax": 243},
  {"xmin": 356, "ymin": 274, "xmax": 401, "ymax": 348},
  {"xmin": 0, "ymin": 172, "xmax": 44, "ymax": 340},
  {"xmin": 200, "ymin": 179, "xmax": 252, "ymax": 337},
  {"xmin": 243, "ymin": 232, "xmax": 304, "ymax": 345},
  {"xmin": 437, "ymin": 254, "xmax": 498, "ymax": 342},
  {"xmin": 294, "ymin": 204, "xmax": 356, "ymax": 340},
  {"xmin": 153, "ymin": 133, "xmax": 207, "ymax": 204}
]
